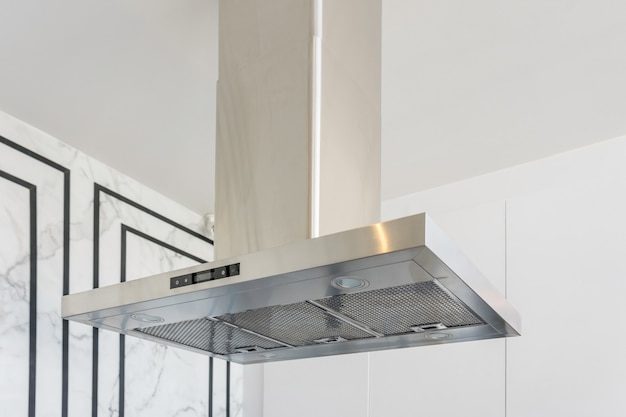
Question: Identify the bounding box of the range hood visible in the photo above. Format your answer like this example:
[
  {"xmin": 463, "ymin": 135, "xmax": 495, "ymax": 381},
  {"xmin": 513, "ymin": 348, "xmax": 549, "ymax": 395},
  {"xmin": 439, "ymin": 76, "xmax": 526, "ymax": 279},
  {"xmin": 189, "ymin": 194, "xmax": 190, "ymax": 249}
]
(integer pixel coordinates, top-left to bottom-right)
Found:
[
  {"xmin": 62, "ymin": 0, "xmax": 520, "ymax": 364},
  {"xmin": 62, "ymin": 213, "xmax": 520, "ymax": 364}
]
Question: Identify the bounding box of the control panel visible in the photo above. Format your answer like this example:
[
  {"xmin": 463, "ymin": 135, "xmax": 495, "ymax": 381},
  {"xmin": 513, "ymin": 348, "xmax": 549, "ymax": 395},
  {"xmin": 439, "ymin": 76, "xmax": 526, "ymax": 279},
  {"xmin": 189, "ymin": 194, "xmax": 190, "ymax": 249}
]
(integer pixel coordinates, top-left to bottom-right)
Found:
[{"xmin": 170, "ymin": 262, "xmax": 240, "ymax": 289}]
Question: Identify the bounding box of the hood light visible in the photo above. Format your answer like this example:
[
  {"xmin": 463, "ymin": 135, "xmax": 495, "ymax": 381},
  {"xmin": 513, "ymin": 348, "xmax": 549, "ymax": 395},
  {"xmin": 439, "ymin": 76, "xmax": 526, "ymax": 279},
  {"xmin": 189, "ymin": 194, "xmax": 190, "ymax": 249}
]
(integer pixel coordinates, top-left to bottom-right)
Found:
[
  {"xmin": 331, "ymin": 276, "xmax": 369, "ymax": 290},
  {"xmin": 314, "ymin": 336, "xmax": 348, "ymax": 344},
  {"xmin": 425, "ymin": 332, "xmax": 452, "ymax": 340},
  {"xmin": 131, "ymin": 313, "xmax": 165, "ymax": 323},
  {"xmin": 410, "ymin": 323, "xmax": 448, "ymax": 333},
  {"xmin": 235, "ymin": 346, "xmax": 266, "ymax": 353}
]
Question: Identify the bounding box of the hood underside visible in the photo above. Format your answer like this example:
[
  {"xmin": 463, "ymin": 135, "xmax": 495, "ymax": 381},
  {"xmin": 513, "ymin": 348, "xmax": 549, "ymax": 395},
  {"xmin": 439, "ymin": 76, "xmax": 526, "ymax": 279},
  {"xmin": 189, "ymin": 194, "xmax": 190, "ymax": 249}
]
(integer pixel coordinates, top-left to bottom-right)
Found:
[{"xmin": 62, "ymin": 213, "xmax": 520, "ymax": 364}]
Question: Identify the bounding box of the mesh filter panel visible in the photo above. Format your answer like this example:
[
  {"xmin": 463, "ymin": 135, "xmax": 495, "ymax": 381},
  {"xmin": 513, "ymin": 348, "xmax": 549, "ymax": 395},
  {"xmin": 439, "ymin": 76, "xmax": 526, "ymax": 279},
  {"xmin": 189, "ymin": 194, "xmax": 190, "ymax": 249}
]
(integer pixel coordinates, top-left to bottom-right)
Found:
[
  {"xmin": 217, "ymin": 302, "xmax": 374, "ymax": 347},
  {"xmin": 314, "ymin": 281, "xmax": 482, "ymax": 335},
  {"xmin": 136, "ymin": 281, "xmax": 482, "ymax": 355},
  {"xmin": 136, "ymin": 318, "xmax": 285, "ymax": 355}
]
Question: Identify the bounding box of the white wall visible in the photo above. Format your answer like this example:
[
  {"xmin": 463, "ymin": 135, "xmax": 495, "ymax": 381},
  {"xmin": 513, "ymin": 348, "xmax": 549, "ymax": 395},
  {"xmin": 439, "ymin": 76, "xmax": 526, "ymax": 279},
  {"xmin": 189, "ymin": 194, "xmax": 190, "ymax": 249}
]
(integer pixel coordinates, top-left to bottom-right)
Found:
[
  {"xmin": 264, "ymin": 135, "xmax": 626, "ymax": 416},
  {"xmin": 381, "ymin": 0, "xmax": 626, "ymax": 202}
]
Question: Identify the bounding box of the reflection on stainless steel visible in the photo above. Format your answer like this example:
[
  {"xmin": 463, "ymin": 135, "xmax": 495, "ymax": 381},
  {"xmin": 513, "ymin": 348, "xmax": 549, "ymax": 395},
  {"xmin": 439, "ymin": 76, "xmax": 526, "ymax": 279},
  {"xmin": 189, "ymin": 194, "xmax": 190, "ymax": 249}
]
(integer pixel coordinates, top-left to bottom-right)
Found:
[{"xmin": 62, "ymin": 213, "xmax": 520, "ymax": 364}]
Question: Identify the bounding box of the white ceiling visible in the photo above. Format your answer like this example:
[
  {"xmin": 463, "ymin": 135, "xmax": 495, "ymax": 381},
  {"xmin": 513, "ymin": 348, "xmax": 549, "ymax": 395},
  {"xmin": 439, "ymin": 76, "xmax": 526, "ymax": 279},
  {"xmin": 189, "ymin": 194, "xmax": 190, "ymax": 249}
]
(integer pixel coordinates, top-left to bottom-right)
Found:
[
  {"xmin": 0, "ymin": 0, "xmax": 218, "ymax": 214},
  {"xmin": 1, "ymin": 0, "xmax": 625, "ymax": 215},
  {"xmin": 382, "ymin": 0, "xmax": 626, "ymax": 201}
]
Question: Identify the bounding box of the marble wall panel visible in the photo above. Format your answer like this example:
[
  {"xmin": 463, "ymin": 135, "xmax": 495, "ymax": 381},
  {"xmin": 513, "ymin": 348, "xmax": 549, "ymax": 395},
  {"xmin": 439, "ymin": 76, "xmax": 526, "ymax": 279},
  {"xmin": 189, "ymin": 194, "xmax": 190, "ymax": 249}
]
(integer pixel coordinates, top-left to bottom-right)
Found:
[
  {"xmin": 94, "ymin": 184, "xmax": 214, "ymax": 417},
  {"xmin": 0, "ymin": 136, "xmax": 67, "ymax": 417},
  {"xmin": 124, "ymin": 231, "xmax": 209, "ymax": 417},
  {"xmin": 0, "ymin": 177, "xmax": 31, "ymax": 416},
  {"xmin": 0, "ymin": 110, "xmax": 238, "ymax": 417}
]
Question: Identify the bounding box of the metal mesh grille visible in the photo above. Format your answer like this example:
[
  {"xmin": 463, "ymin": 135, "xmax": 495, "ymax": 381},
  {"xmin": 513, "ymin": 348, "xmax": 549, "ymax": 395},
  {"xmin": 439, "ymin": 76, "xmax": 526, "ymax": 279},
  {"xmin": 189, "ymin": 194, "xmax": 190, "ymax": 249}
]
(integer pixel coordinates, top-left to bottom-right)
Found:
[
  {"xmin": 136, "ymin": 281, "xmax": 482, "ymax": 355},
  {"xmin": 314, "ymin": 281, "xmax": 482, "ymax": 335},
  {"xmin": 136, "ymin": 318, "xmax": 285, "ymax": 355},
  {"xmin": 217, "ymin": 302, "xmax": 374, "ymax": 347}
]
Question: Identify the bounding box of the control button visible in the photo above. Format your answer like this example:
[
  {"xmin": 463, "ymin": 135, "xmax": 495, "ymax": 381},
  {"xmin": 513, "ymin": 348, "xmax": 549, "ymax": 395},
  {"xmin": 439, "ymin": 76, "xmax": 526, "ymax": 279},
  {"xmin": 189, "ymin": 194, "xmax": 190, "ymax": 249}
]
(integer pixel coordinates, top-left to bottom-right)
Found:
[
  {"xmin": 213, "ymin": 266, "xmax": 229, "ymax": 279},
  {"xmin": 228, "ymin": 263, "xmax": 240, "ymax": 277},
  {"xmin": 170, "ymin": 275, "xmax": 193, "ymax": 289}
]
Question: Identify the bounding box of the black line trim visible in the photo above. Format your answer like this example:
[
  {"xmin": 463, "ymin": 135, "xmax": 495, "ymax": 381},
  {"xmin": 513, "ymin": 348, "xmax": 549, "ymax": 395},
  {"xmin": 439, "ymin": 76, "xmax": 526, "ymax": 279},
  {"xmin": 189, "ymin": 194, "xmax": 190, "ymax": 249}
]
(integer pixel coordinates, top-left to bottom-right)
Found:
[
  {"xmin": 209, "ymin": 357, "xmax": 213, "ymax": 417},
  {"xmin": 119, "ymin": 335, "xmax": 125, "ymax": 417},
  {"xmin": 0, "ymin": 170, "xmax": 37, "ymax": 417},
  {"xmin": 96, "ymin": 184, "xmax": 214, "ymax": 245},
  {"xmin": 121, "ymin": 226, "xmax": 127, "ymax": 284},
  {"xmin": 92, "ymin": 327, "xmax": 98, "ymax": 417},
  {"xmin": 120, "ymin": 225, "xmax": 126, "ymax": 417},
  {"xmin": 62, "ymin": 322, "xmax": 69, "ymax": 417},
  {"xmin": 29, "ymin": 180, "xmax": 37, "ymax": 417},
  {"xmin": 61, "ymin": 159, "xmax": 71, "ymax": 417},
  {"xmin": 93, "ymin": 186, "xmax": 100, "ymax": 290},
  {"xmin": 0, "ymin": 168, "xmax": 36, "ymax": 189},
  {"xmin": 226, "ymin": 361, "xmax": 230, "ymax": 417},
  {"xmin": 0, "ymin": 136, "xmax": 69, "ymax": 173},
  {"xmin": 1, "ymin": 136, "xmax": 71, "ymax": 417},
  {"xmin": 92, "ymin": 185, "xmax": 99, "ymax": 417},
  {"xmin": 122, "ymin": 224, "xmax": 208, "ymax": 264}
]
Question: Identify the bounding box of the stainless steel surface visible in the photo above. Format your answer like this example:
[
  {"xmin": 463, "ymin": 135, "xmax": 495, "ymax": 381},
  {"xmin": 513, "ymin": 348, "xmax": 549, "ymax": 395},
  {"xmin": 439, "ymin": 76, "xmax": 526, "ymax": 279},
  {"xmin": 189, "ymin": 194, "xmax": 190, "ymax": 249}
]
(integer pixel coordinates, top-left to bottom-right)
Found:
[
  {"xmin": 62, "ymin": 213, "xmax": 521, "ymax": 364},
  {"xmin": 214, "ymin": 0, "xmax": 380, "ymax": 258},
  {"xmin": 215, "ymin": 0, "xmax": 313, "ymax": 258},
  {"xmin": 316, "ymin": 0, "xmax": 381, "ymax": 237}
]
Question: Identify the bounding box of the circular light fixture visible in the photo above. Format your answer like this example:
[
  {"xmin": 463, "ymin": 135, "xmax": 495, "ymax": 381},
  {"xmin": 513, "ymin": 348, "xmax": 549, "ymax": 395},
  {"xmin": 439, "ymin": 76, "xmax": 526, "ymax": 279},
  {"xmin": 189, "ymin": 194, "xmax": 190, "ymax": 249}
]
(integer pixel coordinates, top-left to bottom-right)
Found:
[
  {"xmin": 131, "ymin": 313, "xmax": 165, "ymax": 323},
  {"xmin": 260, "ymin": 353, "xmax": 277, "ymax": 359},
  {"xmin": 331, "ymin": 276, "xmax": 369, "ymax": 290},
  {"xmin": 425, "ymin": 332, "xmax": 451, "ymax": 340}
]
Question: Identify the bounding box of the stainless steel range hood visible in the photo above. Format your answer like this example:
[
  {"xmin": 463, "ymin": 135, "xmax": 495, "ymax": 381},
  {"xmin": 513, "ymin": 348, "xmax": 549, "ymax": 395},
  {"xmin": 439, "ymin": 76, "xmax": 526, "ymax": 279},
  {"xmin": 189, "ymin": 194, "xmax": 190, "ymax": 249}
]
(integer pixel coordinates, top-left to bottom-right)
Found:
[
  {"xmin": 62, "ymin": 213, "xmax": 520, "ymax": 364},
  {"xmin": 62, "ymin": 0, "xmax": 520, "ymax": 364}
]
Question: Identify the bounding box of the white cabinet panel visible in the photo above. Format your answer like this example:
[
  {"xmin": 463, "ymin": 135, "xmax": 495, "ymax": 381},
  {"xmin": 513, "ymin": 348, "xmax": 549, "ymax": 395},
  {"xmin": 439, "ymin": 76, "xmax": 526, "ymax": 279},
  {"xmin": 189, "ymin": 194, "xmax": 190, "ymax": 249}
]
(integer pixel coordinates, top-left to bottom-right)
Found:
[
  {"xmin": 370, "ymin": 339, "xmax": 505, "ymax": 417},
  {"xmin": 264, "ymin": 353, "xmax": 369, "ymax": 417},
  {"xmin": 507, "ymin": 178, "xmax": 626, "ymax": 416}
]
